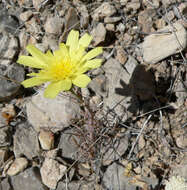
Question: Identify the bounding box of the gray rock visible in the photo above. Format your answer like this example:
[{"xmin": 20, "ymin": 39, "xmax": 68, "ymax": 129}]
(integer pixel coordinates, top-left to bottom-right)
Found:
[
  {"xmin": 57, "ymin": 181, "xmax": 81, "ymax": 190},
  {"xmin": 103, "ymin": 58, "xmax": 136, "ymax": 122},
  {"xmin": 1, "ymin": 178, "xmax": 11, "ymax": 190},
  {"xmin": 0, "ymin": 10, "xmax": 19, "ymax": 35},
  {"xmin": 26, "ymin": 90, "xmax": 81, "ymax": 133},
  {"xmin": 65, "ymin": 7, "xmax": 79, "ymax": 33},
  {"xmin": 58, "ymin": 128, "xmax": 80, "ymax": 160},
  {"xmin": 102, "ymin": 162, "xmax": 136, "ymax": 190},
  {"xmin": 92, "ymin": 2, "xmax": 116, "ymax": 21},
  {"xmin": 0, "ymin": 64, "xmax": 24, "ymax": 102},
  {"xmin": 11, "ymin": 167, "xmax": 44, "ymax": 190},
  {"xmin": 0, "ymin": 149, "xmax": 9, "ymax": 167},
  {"xmin": 175, "ymin": 72, "xmax": 187, "ymax": 106},
  {"xmin": 88, "ymin": 74, "xmax": 107, "ymax": 97},
  {"xmin": 0, "ymin": 34, "xmax": 18, "ymax": 66},
  {"xmin": 142, "ymin": 22, "xmax": 187, "ymax": 64},
  {"xmin": 0, "ymin": 126, "xmax": 12, "ymax": 147},
  {"xmin": 101, "ymin": 136, "xmax": 129, "ymax": 166},
  {"xmin": 44, "ymin": 16, "xmax": 64, "ymax": 35},
  {"xmin": 40, "ymin": 158, "xmax": 67, "ymax": 189},
  {"xmin": 13, "ymin": 122, "xmax": 40, "ymax": 159},
  {"xmin": 126, "ymin": 0, "xmax": 141, "ymax": 11},
  {"xmin": 91, "ymin": 23, "xmax": 106, "ymax": 46}
]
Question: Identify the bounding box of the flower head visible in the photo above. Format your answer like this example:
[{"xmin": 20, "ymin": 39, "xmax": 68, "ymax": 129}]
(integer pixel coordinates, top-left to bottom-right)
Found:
[{"xmin": 17, "ymin": 30, "xmax": 103, "ymax": 98}]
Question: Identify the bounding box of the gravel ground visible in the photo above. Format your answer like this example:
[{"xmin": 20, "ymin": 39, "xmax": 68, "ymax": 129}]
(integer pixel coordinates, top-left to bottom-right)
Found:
[{"xmin": 0, "ymin": 0, "xmax": 187, "ymax": 190}]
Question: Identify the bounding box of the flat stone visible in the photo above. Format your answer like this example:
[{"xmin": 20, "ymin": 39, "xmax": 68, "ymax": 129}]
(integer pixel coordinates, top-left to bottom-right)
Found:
[
  {"xmin": 0, "ymin": 64, "xmax": 24, "ymax": 102},
  {"xmin": 13, "ymin": 122, "xmax": 40, "ymax": 159},
  {"xmin": 11, "ymin": 167, "xmax": 44, "ymax": 190},
  {"xmin": 26, "ymin": 89, "xmax": 81, "ymax": 133},
  {"xmin": 7, "ymin": 157, "xmax": 28, "ymax": 176},
  {"xmin": 40, "ymin": 158, "xmax": 67, "ymax": 189},
  {"xmin": 142, "ymin": 22, "xmax": 187, "ymax": 64},
  {"xmin": 104, "ymin": 16, "xmax": 121, "ymax": 23}
]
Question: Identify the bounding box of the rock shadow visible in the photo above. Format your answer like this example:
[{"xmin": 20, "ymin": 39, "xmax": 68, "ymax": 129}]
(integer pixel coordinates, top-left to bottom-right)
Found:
[{"xmin": 115, "ymin": 64, "xmax": 177, "ymax": 116}]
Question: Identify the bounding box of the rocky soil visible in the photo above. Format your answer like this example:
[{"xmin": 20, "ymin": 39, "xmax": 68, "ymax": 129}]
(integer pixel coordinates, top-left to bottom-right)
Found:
[{"xmin": 0, "ymin": 0, "xmax": 187, "ymax": 190}]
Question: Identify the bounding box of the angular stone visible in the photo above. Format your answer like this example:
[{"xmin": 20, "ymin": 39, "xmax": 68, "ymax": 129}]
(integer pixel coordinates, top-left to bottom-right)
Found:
[
  {"xmin": 143, "ymin": 22, "xmax": 187, "ymax": 64},
  {"xmin": 40, "ymin": 158, "xmax": 67, "ymax": 189},
  {"xmin": 0, "ymin": 64, "xmax": 24, "ymax": 102},
  {"xmin": 11, "ymin": 167, "xmax": 44, "ymax": 190},
  {"xmin": 103, "ymin": 162, "xmax": 136, "ymax": 190},
  {"xmin": 91, "ymin": 23, "xmax": 106, "ymax": 46},
  {"xmin": 13, "ymin": 122, "xmax": 40, "ymax": 159},
  {"xmin": 26, "ymin": 90, "xmax": 81, "ymax": 133}
]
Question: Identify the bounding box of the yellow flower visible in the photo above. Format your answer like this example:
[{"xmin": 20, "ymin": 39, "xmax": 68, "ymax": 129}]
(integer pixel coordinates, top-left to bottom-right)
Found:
[{"xmin": 17, "ymin": 30, "xmax": 103, "ymax": 98}]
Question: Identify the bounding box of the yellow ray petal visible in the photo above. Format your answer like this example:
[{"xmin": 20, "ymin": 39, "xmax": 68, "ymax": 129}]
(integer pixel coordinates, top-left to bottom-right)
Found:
[
  {"xmin": 44, "ymin": 80, "xmax": 72, "ymax": 98},
  {"xmin": 66, "ymin": 30, "xmax": 79, "ymax": 53},
  {"xmin": 84, "ymin": 59, "xmax": 102, "ymax": 69},
  {"xmin": 21, "ymin": 77, "xmax": 46, "ymax": 88},
  {"xmin": 26, "ymin": 45, "xmax": 49, "ymax": 64},
  {"xmin": 79, "ymin": 33, "xmax": 92, "ymax": 48},
  {"xmin": 17, "ymin": 56, "xmax": 46, "ymax": 68},
  {"xmin": 82, "ymin": 47, "xmax": 103, "ymax": 61},
  {"xmin": 72, "ymin": 74, "xmax": 91, "ymax": 88}
]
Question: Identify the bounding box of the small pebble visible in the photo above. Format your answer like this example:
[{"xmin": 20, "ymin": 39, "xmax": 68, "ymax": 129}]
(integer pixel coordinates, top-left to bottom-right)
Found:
[{"xmin": 7, "ymin": 157, "xmax": 28, "ymax": 176}]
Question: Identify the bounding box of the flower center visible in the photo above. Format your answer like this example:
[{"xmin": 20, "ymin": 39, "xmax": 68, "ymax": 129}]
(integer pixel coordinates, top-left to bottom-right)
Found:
[{"xmin": 49, "ymin": 59, "xmax": 74, "ymax": 81}]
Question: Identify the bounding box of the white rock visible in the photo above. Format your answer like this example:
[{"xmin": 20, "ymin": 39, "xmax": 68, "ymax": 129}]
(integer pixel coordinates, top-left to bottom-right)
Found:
[
  {"xmin": 26, "ymin": 89, "xmax": 81, "ymax": 133},
  {"xmin": 40, "ymin": 158, "xmax": 67, "ymax": 189},
  {"xmin": 7, "ymin": 157, "xmax": 28, "ymax": 176},
  {"xmin": 142, "ymin": 22, "xmax": 187, "ymax": 64},
  {"xmin": 39, "ymin": 130, "xmax": 54, "ymax": 150}
]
